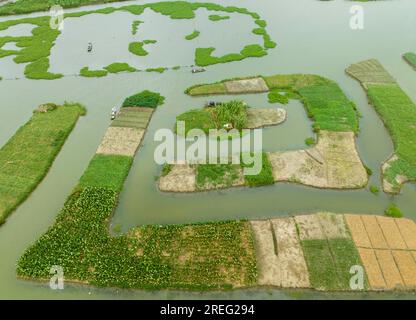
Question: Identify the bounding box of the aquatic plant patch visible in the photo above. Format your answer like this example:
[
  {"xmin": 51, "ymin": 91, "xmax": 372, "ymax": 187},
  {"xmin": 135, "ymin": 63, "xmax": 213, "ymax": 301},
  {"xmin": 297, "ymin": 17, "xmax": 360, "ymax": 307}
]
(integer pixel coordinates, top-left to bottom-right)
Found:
[
  {"xmin": 80, "ymin": 67, "xmax": 108, "ymax": 77},
  {"xmin": 0, "ymin": 103, "xmax": 85, "ymax": 224},
  {"xmin": 208, "ymin": 14, "xmax": 230, "ymax": 21},
  {"xmin": 104, "ymin": 62, "xmax": 136, "ymax": 73},
  {"xmin": 185, "ymin": 30, "xmax": 200, "ymax": 40},
  {"xmin": 195, "ymin": 44, "xmax": 267, "ymax": 67},
  {"xmin": 0, "ymin": 2, "xmax": 275, "ymax": 79},
  {"xmin": 0, "ymin": 16, "xmax": 62, "ymax": 80}
]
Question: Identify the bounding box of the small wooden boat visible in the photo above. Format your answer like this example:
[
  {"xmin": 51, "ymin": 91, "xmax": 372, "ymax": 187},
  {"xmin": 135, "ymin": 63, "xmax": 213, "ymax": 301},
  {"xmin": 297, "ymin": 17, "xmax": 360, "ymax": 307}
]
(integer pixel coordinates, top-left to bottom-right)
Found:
[{"xmin": 191, "ymin": 67, "xmax": 206, "ymax": 73}]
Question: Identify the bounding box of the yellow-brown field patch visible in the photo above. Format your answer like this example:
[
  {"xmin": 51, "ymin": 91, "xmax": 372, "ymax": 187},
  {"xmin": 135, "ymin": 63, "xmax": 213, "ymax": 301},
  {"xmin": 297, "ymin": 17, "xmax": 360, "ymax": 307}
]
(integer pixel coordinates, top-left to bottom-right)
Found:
[
  {"xmin": 361, "ymin": 215, "xmax": 388, "ymax": 249},
  {"xmin": 345, "ymin": 214, "xmax": 371, "ymax": 248},
  {"xmin": 376, "ymin": 216, "xmax": 406, "ymax": 250},
  {"xmin": 392, "ymin": 250, "xmax": 416, "ymax": 288},
  {"xmin": 375, "ymin": 249, "xmax": 404, "ymax": 290},
  {"xmin": 395, "ymin": 218, "xmax": 416, "ymax": 250},
  {"xmin": 96, "ymin": 127, "xmax": 144, "ymax": 157},
  {"xmin": 358, "ymin": 248, "xmax": 386, "ymax": 290}
]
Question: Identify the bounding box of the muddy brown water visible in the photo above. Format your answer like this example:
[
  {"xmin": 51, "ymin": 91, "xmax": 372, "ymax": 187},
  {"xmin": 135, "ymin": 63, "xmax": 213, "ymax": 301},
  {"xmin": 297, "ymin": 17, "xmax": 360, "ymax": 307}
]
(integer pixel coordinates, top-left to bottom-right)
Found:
[{"xmin": 0, "ymin": 0, "xmax": 416, "ymax": 299}]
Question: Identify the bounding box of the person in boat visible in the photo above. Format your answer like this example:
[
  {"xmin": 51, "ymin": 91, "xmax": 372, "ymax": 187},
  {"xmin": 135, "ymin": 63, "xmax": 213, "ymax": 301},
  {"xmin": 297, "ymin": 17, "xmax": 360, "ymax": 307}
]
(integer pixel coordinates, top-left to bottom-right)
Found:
[
  {"xmin": 87, "ymin": 42, "xmax": 93, "ymax": 52},
  {"xmin": 111, "ymin": 107, "xmax": 117, "ymax": 120}
]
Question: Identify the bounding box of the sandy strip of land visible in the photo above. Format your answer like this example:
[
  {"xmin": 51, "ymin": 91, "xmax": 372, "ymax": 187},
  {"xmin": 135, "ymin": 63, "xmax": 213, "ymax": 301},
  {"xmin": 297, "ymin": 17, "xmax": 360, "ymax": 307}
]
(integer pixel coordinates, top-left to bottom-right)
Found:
[
  {"xmin": 375, "ymin": 249, "xmax": 404, "ymax": 290},
  {"xmin": 357, "ymin": 248, "xmax": 386, "ymax": 290},
  {"xmin": 158, "ymin": 165, "xmax": 196, "ymax": 192},
  {"xmin": 271, "ymin": 217, "xmax": 310, "ymax": 288},
  {"xmin": 376, "ymin": 216, "xmax": 407, "ymax": 250},
  {"xmin": 360, "ymin": 215, "xmax": 388, "ymax": 249},
  {"xmin": 224, "ymin": 77, "xmax": 269, "ymax": 93},
  {"xmin": 250, "ymin": 220, "xmax": 281, "ymax": 286},
  {"xmin": 344, "ymin": 214, "xmax": 372, "ymax": 248}
]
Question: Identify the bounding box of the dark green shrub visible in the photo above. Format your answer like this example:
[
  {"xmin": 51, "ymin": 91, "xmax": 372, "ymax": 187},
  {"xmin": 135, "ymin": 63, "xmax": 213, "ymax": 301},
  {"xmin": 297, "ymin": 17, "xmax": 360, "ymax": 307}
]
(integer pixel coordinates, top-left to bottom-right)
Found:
[{"xmin": 122, "ymin": 90, "xmax": 165, "ymax": 108}]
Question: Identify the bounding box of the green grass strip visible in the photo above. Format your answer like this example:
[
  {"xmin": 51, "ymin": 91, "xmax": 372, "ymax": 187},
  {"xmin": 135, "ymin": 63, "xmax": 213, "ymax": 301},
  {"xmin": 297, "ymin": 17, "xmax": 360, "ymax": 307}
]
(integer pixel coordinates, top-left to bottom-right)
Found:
[
  {"xmin": 78, "ymin": 154, "xmax": 133, "ymax": 192},
  {"xmin": 0, "ymin": 103, "xmax": 85, "ymax": 224}
]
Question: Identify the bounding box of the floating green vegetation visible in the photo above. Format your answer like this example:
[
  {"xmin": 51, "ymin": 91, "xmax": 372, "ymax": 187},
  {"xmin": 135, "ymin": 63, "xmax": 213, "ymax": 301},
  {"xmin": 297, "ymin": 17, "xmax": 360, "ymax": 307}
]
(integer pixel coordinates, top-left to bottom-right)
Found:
[
  {"xmin": 17, "ymin": 92, "xmax": 257, "ymax": 290},
  {"xmin": 385, "ymin": 203, "xmax": 403, "ymax": 218},
  {"xmin": 301, "ymin": 238, "xmax": 365, "ymax": 290},
  {"xmin": 146, "ymin": 67, "xmax": 166, "ymax": 73},
  {"xmin": 305, "ymin": 137, "xmax": 316, "ymax": 146},
  {"xmin": 176, "ymin": 100, "xmax": 248, "ymax": 135},
  {"xmin": 0, "ymin": 0, "xmax": 123, "ymax": 15},
  {"xmin": 0, "ymin": 16, "xmax": 62, "ymax": 80},
  {"xmin": 347, "ymin": 59, "xmax": 416, "ymax": 193},
  {"xmin": 255, "ymin": 19, "xmax": 267, "ymax": 28},
  {"xmin": 195, "ymin": 44, "xmax": 267, "ymax": 67},
  {"xmin": 186, "ymin": 74, "xmax": 360, "ymax": 134},
  {"xmin": 268, "ymin": 89, "xmax": 289, "ymax": 104},
  {"xmin": 80, "ymin": 67, "xmax": 108, "ymax": 77},
  {"xmin": 129, "ymin": 41, "xmax": 149, "ymax": 56},
  {"xmin": 208, "ymin": 14, "xmax": 230, "ymax": 21},
  {"xmin": 104, "ymin": 62, "xmax": 136, "ymax": 73},
  {"xmin": 132, "ymin": 20, "xmax": 143, "ymax": 35},
  {"xmin": 122, "ymin": 90, "xmax": 165, "ymax": 108},
  {"xmin": 185, "ymin": 30, "xmax": 200, "ymax": 40},
  {"xmin": 242, "ymin": 153, "xmax": 274, "ymax": 187},
  {"xmin": 252, "ymin": 27, "xmax": 266, "ymax": 35},
  {"xmin": 0, "ymin": 103, "xmax": 85, "ymax": 225},
  {"xmin": 0, "ymin": 2, "xmax": 275, "ymax": 79},
  {"xmin": 369, "ymin": 185, "xmax": 379, "ymax": 195},
  {"xmin": 403, "ymin": 52, "xmax": 416, "ymax": 69}
]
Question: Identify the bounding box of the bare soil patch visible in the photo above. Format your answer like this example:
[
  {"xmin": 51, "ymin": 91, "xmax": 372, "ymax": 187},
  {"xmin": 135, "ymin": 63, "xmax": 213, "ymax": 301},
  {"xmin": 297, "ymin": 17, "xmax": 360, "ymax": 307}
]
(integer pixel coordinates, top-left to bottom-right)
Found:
[
  {"xmin": 224, "ymin": 77, "xmax": 269, "ymax": 94},
  {"xmin": 250, "ymin": 220, "xmax": 281, "ymax": 286},
  {"xmin": 96, "ymin": 127, "xmax": 144, "ymax": 157},
  {"xmin": 246, "ymin": 108, "xmax": 286, "ymax": 129},
  {"xmin": 295, "ymin": 214, "xmax": 325, "ymax": 240},
  {"xmin": 158, "ymin": 165, "xmax": 196, "ymax": 192},
  {"xmin": 271, "ymin": 217, "xmax": 310, "ymax": 288},
  {"xmin": 268, "ymin": 131, "xmax": 367, "ymax": 189}
]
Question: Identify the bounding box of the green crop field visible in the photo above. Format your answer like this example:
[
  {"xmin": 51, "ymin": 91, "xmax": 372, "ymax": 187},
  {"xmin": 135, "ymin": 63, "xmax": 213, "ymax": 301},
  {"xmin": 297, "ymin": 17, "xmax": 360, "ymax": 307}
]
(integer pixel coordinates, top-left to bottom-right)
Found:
[{"xmin": 0, "ymin": 103, "xmax": 85, "ymax": 224}]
